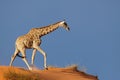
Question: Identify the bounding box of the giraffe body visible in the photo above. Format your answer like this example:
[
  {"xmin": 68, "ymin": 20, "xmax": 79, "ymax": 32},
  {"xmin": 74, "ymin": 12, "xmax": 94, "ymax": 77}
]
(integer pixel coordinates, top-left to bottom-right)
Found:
[{"xmin": 9, "ymin": 20, "xmax": 70, "ymax": 70}]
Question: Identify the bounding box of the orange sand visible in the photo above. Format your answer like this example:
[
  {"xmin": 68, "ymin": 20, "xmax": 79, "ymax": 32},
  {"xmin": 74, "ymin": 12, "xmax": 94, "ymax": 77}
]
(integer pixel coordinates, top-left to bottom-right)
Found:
[{"xmin": 0, "ymin": 66, "xmax": 98, "ymax": 80}]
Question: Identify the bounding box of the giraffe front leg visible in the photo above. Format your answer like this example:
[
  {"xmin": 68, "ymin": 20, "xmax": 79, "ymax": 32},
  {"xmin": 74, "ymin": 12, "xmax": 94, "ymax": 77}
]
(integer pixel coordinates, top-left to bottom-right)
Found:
[
  {"xmin": 22, "ymin": 58, "xmax": 32, "ymax": 70},
  {"xmin": 35, "ymin": 46, "xmax": 47, "ymax": 70},
  {"xmin": 31, "ymin": 49, "xmax": 37, "ymax": 65},
  {"xmin": 20, "ymin": 49, "xmax": 32, "ymax": 70}
]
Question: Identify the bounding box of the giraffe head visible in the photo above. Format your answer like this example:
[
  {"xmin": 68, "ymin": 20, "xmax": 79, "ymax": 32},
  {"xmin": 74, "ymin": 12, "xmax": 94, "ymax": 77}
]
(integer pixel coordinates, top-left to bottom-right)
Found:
[{"xmin": 59, "ymin": 21, "xmax": 70, "ymax": 31}]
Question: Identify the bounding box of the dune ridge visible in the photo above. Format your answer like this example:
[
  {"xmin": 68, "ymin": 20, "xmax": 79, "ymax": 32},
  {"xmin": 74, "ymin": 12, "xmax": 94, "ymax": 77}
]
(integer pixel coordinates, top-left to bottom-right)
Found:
[{"xmin": 0, "ymin": 66, "xmax": 98, "ymax": 80}]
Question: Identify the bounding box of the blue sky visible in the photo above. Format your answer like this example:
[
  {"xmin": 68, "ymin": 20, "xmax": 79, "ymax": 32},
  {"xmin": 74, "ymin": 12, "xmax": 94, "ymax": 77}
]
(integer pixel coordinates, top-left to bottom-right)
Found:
[{"xmin": 0, "ymin": 0, "xmax": 120, "ymax": 80}]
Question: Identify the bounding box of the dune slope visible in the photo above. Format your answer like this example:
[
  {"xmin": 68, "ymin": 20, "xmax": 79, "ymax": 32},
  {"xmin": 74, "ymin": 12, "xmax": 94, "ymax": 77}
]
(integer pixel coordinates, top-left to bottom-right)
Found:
[{"xmin": 0, "ymin": 66, "xmax": 98, "ymax": 80}]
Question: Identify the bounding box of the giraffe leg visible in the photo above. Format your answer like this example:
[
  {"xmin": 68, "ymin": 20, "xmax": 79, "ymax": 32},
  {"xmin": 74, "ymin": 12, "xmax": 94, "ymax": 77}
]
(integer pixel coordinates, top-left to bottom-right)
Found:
[
  {"xmin": 20, "ymin": 49, "xmax": 32, "ymax": 70},
  {"xmin": 22, "ymin": 58, "xmax": 32, "ymax": 70},
  {"xmin": 9, "ymin": 48, "xmax": 19, "ymax": 66},
  {"xmin": 35, "ymin": 46, "xmax": 47, "ymax": 69},
  {"xmin": 31, "ymin": 49, "xmax": 37, "ymax": 65}
]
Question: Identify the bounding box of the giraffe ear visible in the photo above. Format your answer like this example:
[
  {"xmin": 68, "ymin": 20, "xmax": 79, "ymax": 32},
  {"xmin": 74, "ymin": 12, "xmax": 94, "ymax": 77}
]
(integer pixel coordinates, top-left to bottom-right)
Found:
[{"xmin": 60, "ymin": 21, "xmax": 65, "ymax": 24}]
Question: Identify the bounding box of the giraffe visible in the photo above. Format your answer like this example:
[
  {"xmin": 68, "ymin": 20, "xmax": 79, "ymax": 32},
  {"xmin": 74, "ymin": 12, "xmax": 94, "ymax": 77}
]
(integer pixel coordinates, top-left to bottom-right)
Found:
[{"xmin": 9, "ymin": 20, "xmax": 70, "ymax": 70}]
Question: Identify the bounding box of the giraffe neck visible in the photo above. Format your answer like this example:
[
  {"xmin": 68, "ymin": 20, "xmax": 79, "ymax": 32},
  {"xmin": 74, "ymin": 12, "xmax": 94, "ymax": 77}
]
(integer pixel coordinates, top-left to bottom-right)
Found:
[{"xmin": 37, "ymin": 22, "xmax": 60, "ymax": 37}]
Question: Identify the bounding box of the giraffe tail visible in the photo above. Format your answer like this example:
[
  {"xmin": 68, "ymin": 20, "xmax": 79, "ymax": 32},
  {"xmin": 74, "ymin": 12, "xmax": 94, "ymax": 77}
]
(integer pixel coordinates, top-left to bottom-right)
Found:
[{"xmin": 17, "ymin": 54, "xmax": 25, "ymax": 58}]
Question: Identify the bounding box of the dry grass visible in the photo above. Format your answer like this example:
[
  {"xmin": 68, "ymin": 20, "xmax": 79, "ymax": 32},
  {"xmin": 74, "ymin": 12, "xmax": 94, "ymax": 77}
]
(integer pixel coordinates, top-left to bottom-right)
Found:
[
  {"xmin": 4, "ymin": 69, "xmax": 40, "ymax": 80},
  {"xmin": 48, "ymin": 64, "xmax": 78, "ymax": 69},
  {"xmin": 65, "ymin": 64, "xmax": 88, "ymax": 73},
  {"xmin": 47, "ymin": 64, "xmax": 79, "ymax": 72},
  {"xmin": 65, "ymin": 64, "xmax": 78, "ymax": 69}
]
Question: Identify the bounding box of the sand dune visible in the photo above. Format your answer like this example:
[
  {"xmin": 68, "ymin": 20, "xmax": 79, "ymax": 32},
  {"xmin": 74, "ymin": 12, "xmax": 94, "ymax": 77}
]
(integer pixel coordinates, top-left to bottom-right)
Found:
[{"xmin": 0, "ymin": 66, "xmax": 98, "ymax": 80}]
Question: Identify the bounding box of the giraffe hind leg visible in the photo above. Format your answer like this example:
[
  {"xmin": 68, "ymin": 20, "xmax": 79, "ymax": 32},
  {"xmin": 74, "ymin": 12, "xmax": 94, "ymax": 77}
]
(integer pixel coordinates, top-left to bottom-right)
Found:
[{"xmin": 9, "ymin": 48, "xmax": 19, "ymax": 66}]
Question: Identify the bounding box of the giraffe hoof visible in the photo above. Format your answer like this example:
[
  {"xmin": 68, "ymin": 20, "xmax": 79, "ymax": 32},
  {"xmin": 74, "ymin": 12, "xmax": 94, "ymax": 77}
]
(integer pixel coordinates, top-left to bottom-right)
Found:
[{"xmin": 45, "ymin": 67, "xmax": 48, "ymax": 70}]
